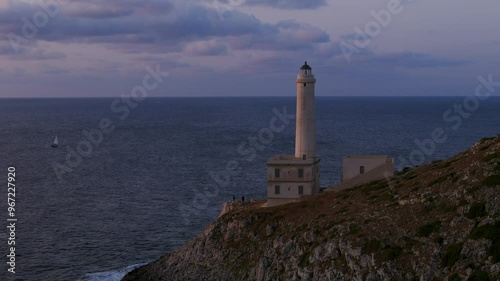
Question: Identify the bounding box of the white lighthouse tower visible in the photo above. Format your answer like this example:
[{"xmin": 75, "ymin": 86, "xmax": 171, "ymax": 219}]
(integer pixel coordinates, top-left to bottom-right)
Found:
[
  {"xmin": 265, "ymin": 62, "xmax": 321, "ymax": 207},
  {"xmin": 295, "ymin": 61, "xmax": 317, "ymax": 160}
]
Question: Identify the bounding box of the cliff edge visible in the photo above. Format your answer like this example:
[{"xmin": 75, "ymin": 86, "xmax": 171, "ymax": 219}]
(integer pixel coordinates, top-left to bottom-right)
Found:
[{"xmin": 123, "ymin": 135, "xmax": 500, "ymax": 281}]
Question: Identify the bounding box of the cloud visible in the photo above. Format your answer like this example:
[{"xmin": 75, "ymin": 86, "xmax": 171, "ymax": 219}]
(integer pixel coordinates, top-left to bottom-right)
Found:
[
  {"xmin": 184, "ymin": 40, "xmax": 228, "ymax": 56},
  {"xmin": 37, "ymin": 62, "xmax": 71, "ymax": 75},
  {"xmin": 221, "ymin": 0, "xmax": 327, "ymax": 9},
  {"xmin": 355, "ymin": 51, "xmax": 471, "ymax": 69},
  {"xmin": 62, "ymin": 0, "xmax": 175, "ymax": 18},
  {"xmin": 0, "ymin": 2, "xmax": 259, "ymax": 45},
  {"xmin": 275, "ymin": 21, "xmax": 329, "ymax": 43},
  {"xmin": 0, "ymin": 0, "xmax": 331, "ymax": 57},
  {"xmin": 16, "ymin": 48, "xmax": 66, "ymax": 60},
  {"xmin": 64, "ymin": 7, "xmax": 134, "ymax": 19},
  {"xmin": 0, "ymin": 42, "xmax": 65, "ymax": 60},
  {"xmin": 341, "ymin": 33, "xmax": 375, "ymax": 41},
  {"xmin": 222, "ymin": 20, "xmax": 329, "ymax": 54}
]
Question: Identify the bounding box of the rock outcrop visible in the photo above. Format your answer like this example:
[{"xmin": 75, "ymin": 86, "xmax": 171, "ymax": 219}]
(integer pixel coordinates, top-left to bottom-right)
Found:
[{"xmin": 123, "ymin": 135, "xmax": 500, "ymax": 281}]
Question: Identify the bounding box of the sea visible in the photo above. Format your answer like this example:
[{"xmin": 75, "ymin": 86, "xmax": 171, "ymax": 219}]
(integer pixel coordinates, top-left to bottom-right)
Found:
[{"xmin": 0, "ymin": 96, "xmax": 499, "ymax": 281}]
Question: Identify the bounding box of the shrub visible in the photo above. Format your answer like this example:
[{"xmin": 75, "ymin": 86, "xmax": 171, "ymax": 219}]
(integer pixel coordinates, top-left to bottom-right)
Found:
[
  {"xmin": 380, "ymin": 245, "xmax": 403, "ymax": 261},
  {"xmin": 338, "ymin": 193, "xmax": 350, "ymax": 199},
  {"xmin": 362, "ymin": 239, "xmax": 381, "ymax": 254},
  {"xmin": 362, "ymin": 180, "xmax": 388, "ymax": 193},
  {"xmin": 483, "ymin": 152, "xmax": 500, "ymax": 162},
  {"xmin": 339, "ymin": 207, "xmax": 349, "ymax": 213},
  {"xmin": 430, "ymin": 175, "xmax": 449, "ymax": 185},
  {"xmin": 448, "ymin": 273, "xmax": 460, "ymax": 281},
  {"xmin": 469, "ymin": 222, "xmax": 500, "ymax": 263},
  {"xmin": 422, "ymin": 203, "xmax": 436, "ymax": 213},
  {"xmin": 441, "ymin": 243, "xmax": 463, "ymax": 268},
  {"xmin": 459, "ymin": 199, "xmax": 468, "ymax": 206},
  {"xmin": 403, "ymin": 236, "xmax": 419, "ymax": 248},
  {"xmin": 469, "ymin": 222, "xmax": 500, "ymax": 239},
  {"xmin": 479, "ymin": 144, "xmax": 491, "ymax": 151},
  {"xmin": 467, "ymin": 185, "xmax": 481, "ymax": 194},
  {"xmin": 441, "ymin": 204, "xmax": 457, "ymax": 213},
  {"xmin": 417, "ymin": 221, "xmax": 441, "ymax": 237},
  {"xmin": 348, "ymin": 224, "xmax": 361, "ymax": 235},
  {"xmin": 434, "ymin": 236, "xmax": 444, "ymax": 245},
  {"xmin": 405, "ymin": 173, "xmax": 417, "ymax": 180},
  {"xmin": 298, "ymin": 253, "xmax": 309, "ymax": 268},
  {"xmin": 468, "ymin": 269, "xmax": 491, "ymax": 281},
  {"xmin": 295, "ymin": 223, "xmax": 308, "ymax": 232},
  {"xmin": 315, "ymin": 214, "xmax": 327, "ymax": 220},
  {"xmin": 466, "ymin": 203, "xmax": 487, "ymax": 219},
  {"xmin": 395, "ymin": 167, "xmax": 411, "ymax": 176},
  {"xmin": 479, "ymin": 136, "xmax": 496, "ymax": 143},
  {"xmin": 482, "ymin": 174, "xmax": 500, "ymax": 187}
]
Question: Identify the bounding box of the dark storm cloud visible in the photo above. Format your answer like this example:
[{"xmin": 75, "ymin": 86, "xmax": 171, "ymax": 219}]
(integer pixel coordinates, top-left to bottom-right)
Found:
[
  {"xmin": 0, "ymin": 2, "xmax": 258, "ymax": 44},
  {"xmin": 0, "ymin": 1, "xmax": 331, "ymax": 56}
]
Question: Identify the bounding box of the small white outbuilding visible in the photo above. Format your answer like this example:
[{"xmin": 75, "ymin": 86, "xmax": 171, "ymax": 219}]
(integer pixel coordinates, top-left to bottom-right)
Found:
[{"xmin": 333, "ymin": 155, "xmax": 394, "ymax": 192}]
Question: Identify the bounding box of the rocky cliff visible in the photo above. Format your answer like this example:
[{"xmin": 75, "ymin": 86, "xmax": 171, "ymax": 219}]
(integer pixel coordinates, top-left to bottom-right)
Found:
[{"xmin": 123, "ymin": 135, "xmax": 500, "ymax": 281}]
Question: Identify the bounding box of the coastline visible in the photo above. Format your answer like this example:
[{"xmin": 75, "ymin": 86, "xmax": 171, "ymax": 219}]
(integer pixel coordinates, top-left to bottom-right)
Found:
[{"xmin": 122, "ymin": 135, "xmax": 500, "ymax": 281}]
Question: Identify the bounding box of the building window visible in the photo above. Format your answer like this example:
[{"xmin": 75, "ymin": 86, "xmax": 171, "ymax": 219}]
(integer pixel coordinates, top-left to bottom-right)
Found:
[
  {"xmin": 304, "ymin": 83, "xmax": 306, "ymax": 87},
  {"xmin": 275, "ymin": 185, "xmax": 280, "ymax": 194},
  {"xmin": 298, "ymin": 185, "xmax": 304, "ymax": 195},
  {"xmin": 275, "ymin": 168, "xmax": 280, "ymax": 177},
  {"xmin": 360, "ymin": 166, "xmax": 365, "ymax": 174},
  {"xmin": 298, "ymin": 168, "xmax": 304, "ymax": 178}
]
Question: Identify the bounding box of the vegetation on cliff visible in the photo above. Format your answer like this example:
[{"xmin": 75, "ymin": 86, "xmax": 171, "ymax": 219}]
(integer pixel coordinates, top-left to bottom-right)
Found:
[{"xmin": 123, "ymin": 135, "xmax": 500, "ymax": 281}]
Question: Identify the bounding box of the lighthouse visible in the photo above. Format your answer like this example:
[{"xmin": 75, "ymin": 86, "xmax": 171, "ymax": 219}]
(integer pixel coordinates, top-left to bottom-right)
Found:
[
  {"xmin": 265, "ymin": 62, "xmax": 321, "ymax": 207},
  {"xmin": 295, "ymin": 61, "xmax": 317, "ymax": 160}
]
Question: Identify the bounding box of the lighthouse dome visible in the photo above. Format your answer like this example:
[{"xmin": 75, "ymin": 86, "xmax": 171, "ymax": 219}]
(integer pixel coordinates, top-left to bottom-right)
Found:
[
  {"xmin": 300, "ymin": 61, "xmax": 312, "ymax": 70},
  {"xmin": 298, "ymin": 61, "xmax": 314, "ymax": 77}
]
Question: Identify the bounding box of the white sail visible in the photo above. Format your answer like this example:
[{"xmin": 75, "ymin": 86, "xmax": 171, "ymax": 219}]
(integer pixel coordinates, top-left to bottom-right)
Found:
[{"xmin": 53, "ymin": 136, "xmax": 58, "ymax": 145}]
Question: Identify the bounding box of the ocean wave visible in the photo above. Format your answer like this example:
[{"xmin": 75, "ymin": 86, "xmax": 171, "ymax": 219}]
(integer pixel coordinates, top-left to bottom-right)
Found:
[{"xmin": 78, "ymin": 263, "xmax": 146, "ymax": 281}]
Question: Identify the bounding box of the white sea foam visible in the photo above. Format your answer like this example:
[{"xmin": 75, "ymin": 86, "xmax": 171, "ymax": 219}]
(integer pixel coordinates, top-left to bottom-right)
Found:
[{"xmin": 78, "ymin": 263, "xmax": 146, "ymax": 281}]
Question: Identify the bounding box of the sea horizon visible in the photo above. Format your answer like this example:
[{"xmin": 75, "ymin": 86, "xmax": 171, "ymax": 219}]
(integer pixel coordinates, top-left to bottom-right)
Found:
[{"xmin": 2, "ymin": 95, "xmax": 499, "ymax": 99}]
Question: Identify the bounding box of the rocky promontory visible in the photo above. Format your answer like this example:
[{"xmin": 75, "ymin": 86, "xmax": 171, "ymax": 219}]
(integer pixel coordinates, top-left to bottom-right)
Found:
[{"xmin": 123, "ymin": 135, "xmax": 500, "ymax": 281}]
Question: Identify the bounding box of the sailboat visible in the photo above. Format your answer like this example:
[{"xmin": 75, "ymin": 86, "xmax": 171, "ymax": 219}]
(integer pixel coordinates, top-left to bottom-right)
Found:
[{"xmin": 51, "ymin": 136, "xmax": 59, "ymax": 148}]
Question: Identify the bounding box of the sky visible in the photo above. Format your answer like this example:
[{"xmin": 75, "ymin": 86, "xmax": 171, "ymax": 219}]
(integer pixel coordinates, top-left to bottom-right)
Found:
[{"xmin": 0, "ymin": 0, "xmax": 499, "ymax": 97}]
